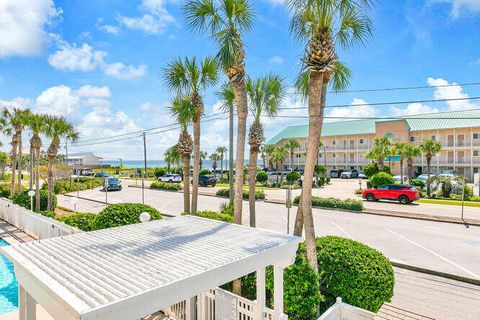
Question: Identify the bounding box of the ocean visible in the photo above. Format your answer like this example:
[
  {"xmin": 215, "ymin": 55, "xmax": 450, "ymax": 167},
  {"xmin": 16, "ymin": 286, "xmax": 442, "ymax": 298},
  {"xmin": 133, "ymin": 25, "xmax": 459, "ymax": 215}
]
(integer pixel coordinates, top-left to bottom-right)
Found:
[{"xmin": 102, "ymin": 159, "xmax": 255, "ymax": 169}]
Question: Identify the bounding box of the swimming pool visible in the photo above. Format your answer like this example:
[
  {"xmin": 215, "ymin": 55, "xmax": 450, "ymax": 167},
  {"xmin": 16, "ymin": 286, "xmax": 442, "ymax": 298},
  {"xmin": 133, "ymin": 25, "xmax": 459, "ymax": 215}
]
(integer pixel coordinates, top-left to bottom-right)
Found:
[{"xmin": 0, "ymin": 238, "xmax": 18, "ymax": 315}]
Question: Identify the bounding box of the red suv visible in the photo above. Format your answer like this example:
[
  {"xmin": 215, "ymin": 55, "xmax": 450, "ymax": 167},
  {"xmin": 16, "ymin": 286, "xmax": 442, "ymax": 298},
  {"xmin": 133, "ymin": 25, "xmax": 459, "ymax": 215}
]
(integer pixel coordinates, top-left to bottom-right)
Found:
[{"xmin": 362, "ymin": 184, "xmax": 419, "ymax": 204}]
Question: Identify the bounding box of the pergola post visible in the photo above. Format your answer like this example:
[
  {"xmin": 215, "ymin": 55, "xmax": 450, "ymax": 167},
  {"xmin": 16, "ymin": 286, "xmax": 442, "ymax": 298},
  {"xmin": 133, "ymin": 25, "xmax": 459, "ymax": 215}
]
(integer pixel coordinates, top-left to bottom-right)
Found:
[
  {"xmin": 256, "ymin": 268, "xmax": 266, "ymax": 320},
  {"xmin": 18, "ymin": 285, "xmax": 36, "ymax": 320},
  {"xmin": 273, "ymin": 264, "xmax": 284, "ymax": 318}
]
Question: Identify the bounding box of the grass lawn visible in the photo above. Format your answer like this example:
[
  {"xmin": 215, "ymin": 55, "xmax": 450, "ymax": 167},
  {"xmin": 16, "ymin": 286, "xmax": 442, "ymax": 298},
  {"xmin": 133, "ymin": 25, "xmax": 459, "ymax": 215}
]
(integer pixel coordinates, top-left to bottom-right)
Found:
[{"xmin": 418, "ymin": 198, "xmax": 480, "ymax": 208}]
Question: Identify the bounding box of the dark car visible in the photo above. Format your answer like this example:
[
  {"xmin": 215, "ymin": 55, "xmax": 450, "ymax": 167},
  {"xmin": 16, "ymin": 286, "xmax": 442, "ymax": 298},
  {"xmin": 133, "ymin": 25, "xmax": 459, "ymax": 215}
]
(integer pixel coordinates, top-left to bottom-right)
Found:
[
  {"xmin": 199, "ymin": 175, "xmax": 216, "ymax": 187},
  {"xmin": 362, "ymin": 184, "xmax": 419, "ymax": 204},
  {"xmin": 105, "ymin": 177, "xmax": 122, "ymax": 191},
  {"xmin": 94, "ymin": 172, "xmax": 109, "ymax": 178},
  {"xmin": 329, "ymin": 169, "xmax": 344, "ymax": 178}
]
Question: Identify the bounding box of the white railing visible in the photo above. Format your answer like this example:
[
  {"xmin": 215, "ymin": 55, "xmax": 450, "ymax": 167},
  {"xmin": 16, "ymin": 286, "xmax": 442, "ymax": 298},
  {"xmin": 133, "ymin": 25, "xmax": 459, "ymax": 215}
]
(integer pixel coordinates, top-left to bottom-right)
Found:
[
  {"xmin": 166, "ymin": 288, "xmax": 286, "ymax": 320},
  {"xmin": 0, "ymin": 198, "xmax": 80, "ymax": 240},
  {"xmin": 317, "ymin": 298, "xmax": 375, "ymax": 320}
]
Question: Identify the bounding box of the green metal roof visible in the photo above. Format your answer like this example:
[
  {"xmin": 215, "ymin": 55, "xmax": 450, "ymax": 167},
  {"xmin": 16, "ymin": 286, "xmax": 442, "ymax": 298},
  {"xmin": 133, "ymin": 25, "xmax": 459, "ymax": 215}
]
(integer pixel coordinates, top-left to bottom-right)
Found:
[{"xmin": 266, "ymin": 109, "xmax": 480, "ymax": 145}]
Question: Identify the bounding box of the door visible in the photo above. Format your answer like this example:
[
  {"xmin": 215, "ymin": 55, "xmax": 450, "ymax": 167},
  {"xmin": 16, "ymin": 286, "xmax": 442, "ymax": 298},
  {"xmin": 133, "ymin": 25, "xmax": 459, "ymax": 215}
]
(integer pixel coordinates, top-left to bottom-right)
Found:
[
  {"xmin": 376, "ymin": 185, "xmax": 390, "ymax": 199},
  {"xmin": 447, "ymin": 151, "xmax": 454, "ymax": 164},
  {"xmin": 458, "ymin": 151, "xmax": 465, "ymax": 164},
  {"xmin": 457, "ymin": 134, "xmax": 465, "ymax": 147},
  {"xmin": 447, "ymin": 135, "xmax": 454, "ymax": 147}
]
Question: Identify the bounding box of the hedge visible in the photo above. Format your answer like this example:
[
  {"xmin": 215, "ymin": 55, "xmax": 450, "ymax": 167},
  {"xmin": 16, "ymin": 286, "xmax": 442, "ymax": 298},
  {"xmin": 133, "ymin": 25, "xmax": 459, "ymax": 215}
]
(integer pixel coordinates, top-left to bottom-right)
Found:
[
  {"xmin": 150, "ymin": 181, "xmax": 182, "ymax": 191},
  {"xmin": 58, "ymin": 213, "xmax": 97, "ymax": 231},
  {"xmin": 293, "ymin": 196, "xmax": 363, "ymax": 212},
  {"xmin": 410, "ymin": 179, "xmax": 425, "ymax": 189},
  {"xmin": 44, "ymin": 178, "xmax": 104, "ymax": 194},
  {"xmin": 197, "ymin": 210, "xmax": 234, "ymax": 223},
  {"xmin": 12, "ymin": 190, "xmax": 56, "ymax": 211},
  {"xmin": 216, "ymin": 188, "xmax": 265, "ymax": 200},
  {"xmin": 310, "ymin": 236, "xmax": 394, "ymax": 313},
  {"xmin": 154, "ymin": 167, "xmax": 168, "ymax": 178},
  {"xmin": 92, "ymin": 203, "xmax": 162, "ymax": 230},
  {"xmin": 256, "ymin": 171, "xmax": 268, "ymax": 184},
  {"xmin": 0, "ymin": 184, "xmax": 10, "ymax": 198},
  {"xmin": 369, "ymin": 172, "xmax": 395, "ymax": 188},
  {"xmin": 286, "ymin": 171, "xmax": 301, "ymax": 184}
]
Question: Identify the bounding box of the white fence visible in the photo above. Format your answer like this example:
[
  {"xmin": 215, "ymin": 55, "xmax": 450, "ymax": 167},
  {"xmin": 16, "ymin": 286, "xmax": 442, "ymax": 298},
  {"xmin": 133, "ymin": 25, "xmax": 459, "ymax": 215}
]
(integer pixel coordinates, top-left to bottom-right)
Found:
[
  {"xmin": 0, "ymin": 198, "xmax": 80, "ymax": 240},
  {"xmin": 318, "ymin": 298, "xmax": 375, "ymax": 320},
  {"xmin": 165, "ymin": 288, "xmax": 286, "ymax": 320}
]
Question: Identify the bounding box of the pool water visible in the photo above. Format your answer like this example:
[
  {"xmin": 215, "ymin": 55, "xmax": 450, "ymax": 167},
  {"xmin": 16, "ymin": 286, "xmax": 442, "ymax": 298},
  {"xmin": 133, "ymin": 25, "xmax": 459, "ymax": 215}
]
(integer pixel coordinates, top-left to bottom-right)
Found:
[{"xmin": 0, "ymin": 239, "xmax": 18, "ymax": 315}]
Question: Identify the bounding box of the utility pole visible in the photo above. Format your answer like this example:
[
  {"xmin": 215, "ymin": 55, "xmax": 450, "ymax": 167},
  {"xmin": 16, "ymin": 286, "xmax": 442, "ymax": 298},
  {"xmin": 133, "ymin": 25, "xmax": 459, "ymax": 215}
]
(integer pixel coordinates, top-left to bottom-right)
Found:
[
  {"xmin": 229, "ymin": 105, "xmax": 234, "ymax": 204},
  {"xmin": 142, "ymin": 132, "xmax": 147, "ymax": 205}
]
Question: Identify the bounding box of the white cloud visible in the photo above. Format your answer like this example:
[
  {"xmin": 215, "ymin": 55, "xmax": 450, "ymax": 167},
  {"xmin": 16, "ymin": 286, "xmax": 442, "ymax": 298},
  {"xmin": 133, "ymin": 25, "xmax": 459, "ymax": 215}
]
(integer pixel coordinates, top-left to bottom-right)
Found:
[
  {"xmin": 263, "ymin": 0, "xmax": 284, "ymax": 6},
  {"xmin": 48, "ymin": 42, "xmax": 147, "ymax": 80},
  {"xmin": 116, "ymin": 0, "xmax": 175, "ymax": 35},
  {"xmin": 391, "ymin": 103, "xmax": 440, "ymax": 116},
  {"xmin": 325, "ymin": 98, "xmax": 377, "ymax": 121},
  {"xmin": 427, "ymin": 77, "xmax": 477, "ymax": 111},
  {"xmin": 0, "ymin": 0, "xmax": 60, "ymax": 58},
  {"xmin": 431, "ymin": 0, "xmax": 480, "ymax": 18},
  {"xmin": 268, "ymin": 56, "xmax": 284, "ymax": 65},
  {"xmin": 75, "ymin": 85, "xmax": 111, "ymax": 98},
  {"xmin": 96, "ymin": 19, "xmax": 120, "ymax": 34}
]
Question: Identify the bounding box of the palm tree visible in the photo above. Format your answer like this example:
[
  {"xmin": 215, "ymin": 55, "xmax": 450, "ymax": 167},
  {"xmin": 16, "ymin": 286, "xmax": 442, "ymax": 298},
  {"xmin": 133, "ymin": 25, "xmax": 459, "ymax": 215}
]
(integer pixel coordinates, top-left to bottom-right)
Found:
[
  {"xmin": 366, "ymin": 137, "xmax": 392, "ymax": 171},
  {"xmin": 217, "ymin": 82, "xmax": 236, "ymax": 204},
  {"xmin": 184, "ymin": 0, "xmax": 254, "ymax": 226},
  {"xmin": 216, "ymin": 146, "xmax": 227, "ymax": 180},
  {"xmin": 210, "ymin": 153, "xmax": 221, "ymax": 177},
  {"xmin": 165, "ymin": 145, "xmax": 181, "ymax": 173},
  {"xmin": 26, "ymin": 113, "xmax": 47, "ymax": 211},
  {"xmin": 44, "ymin": 116, "xmax": 79, "ymax": 210},
  {"xmin": 271, "ymin": 146, "xmax": 288, "ymax": 184},
  {"xmin": 164, "ymin": 56, "xmax": 219, "ymax": 215},
  {"xmin": 394, "ymin": 143, "xmax": 407, "ymax": 184},
  {"xmin": 246, "ymin": 74, "xmax": 284, "ymax": 227},
  {"xmin": 285, "ymin": 139, "xmax": 301, "ymax": 170},
  {"xmin": 199, "ymin": 151, "xmax": 208, "ymax": 170},
  {"xmin": 2, "ymin": 107, "xmax": 31, "ymax": 195},
  {"xmin": 264, "ymin": 144, "xmax": 276, "ymax": 171},
  {"xmin": 420, "ymin": 139, "xmax": 442, "ymax": 197},
  {"xmin": 170, "ymin": 96, "xmax": 195, "ymax": 214},
  {"xmin": 286, "ymin": 0, "xmax": 373, "ymax": 270},
  {"xmin": 404, "ymin": 144, "xmax": 421, "ymax": 181},
  {"xmin": 0, "ymin": 151, "xmax": 9, "ymax": 180}
]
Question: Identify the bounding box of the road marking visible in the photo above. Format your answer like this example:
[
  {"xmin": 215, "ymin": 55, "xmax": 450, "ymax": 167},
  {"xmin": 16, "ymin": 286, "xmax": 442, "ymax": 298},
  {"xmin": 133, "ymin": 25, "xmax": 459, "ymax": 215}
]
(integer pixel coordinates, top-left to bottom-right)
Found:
[
  {"xmin": 386, "ymin": 228, "xmax": 480, "ymax": 279},
  {"xmin": 330, "ymin": 221, "xmax": 354, "ymax": 239}
]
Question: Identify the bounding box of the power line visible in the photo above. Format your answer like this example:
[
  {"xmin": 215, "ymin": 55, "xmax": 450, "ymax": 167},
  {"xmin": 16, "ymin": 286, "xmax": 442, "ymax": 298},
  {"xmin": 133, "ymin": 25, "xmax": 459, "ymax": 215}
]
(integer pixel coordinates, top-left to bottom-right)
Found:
[
  {"xmin": 324, "ymin": 81, "xmax": 480, "ymax": 94},
  {"xmin": 262, "ymin": 115, "xmax": 480, "ymax": 120}
]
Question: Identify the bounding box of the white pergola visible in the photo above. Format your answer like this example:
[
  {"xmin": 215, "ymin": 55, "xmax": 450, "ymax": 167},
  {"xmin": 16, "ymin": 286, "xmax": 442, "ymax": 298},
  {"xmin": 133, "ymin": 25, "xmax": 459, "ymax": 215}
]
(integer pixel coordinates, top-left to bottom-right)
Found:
[{"xmin": 1, "ymin": 216, "xmax": 301, "ymax": 320}]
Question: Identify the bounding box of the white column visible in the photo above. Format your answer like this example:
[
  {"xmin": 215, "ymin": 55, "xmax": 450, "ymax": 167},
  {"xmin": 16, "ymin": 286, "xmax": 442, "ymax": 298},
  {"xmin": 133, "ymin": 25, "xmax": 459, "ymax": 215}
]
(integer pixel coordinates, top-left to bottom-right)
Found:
[
  {"xmin": 471, "ymin": 128, "xmax": 474, "ymax": 180},
  {"xmin": 454, "ymin": 129, "xmax": 457, "ymax": 171},
  {"xmin": 256, "ymin": 268, "xmax": 266, "ymax": 320},
  {"xmin": 18, "ymin": 286, "xmax": 36, "ymax": 320},
  {"xmin": 274, "ymin": 265, "xmax": 284, "ymax": 318},
  {"xmin": 26, "ymin": 293, "xmax": 36, "ymax": 320}
]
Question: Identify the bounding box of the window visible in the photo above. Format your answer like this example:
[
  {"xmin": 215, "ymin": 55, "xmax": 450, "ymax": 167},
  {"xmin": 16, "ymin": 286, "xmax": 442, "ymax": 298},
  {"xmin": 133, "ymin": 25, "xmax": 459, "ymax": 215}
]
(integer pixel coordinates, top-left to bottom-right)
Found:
[
  {"xmin": 319, "ymin": 153, "xmax": 323, "ymax": 158},
  {"xmin": 474, "ymin": 151, "xmax": 479, "ymax": 157},
  {"xmin": 333, "ymin": 140, "xmax": 336, "ymax": 145},
  {"xmin": 431, "ymin": 135, "xmax": 436, "ymax": 141},
  {"xmin": 333, "ymin": 153, "xmax": 336, "ymax": 158},
  {"xmin": 474, "ymin": 168, "xmax": 479, "ymax": 174},
  {"xmin": 410, "ymin": 137, "xmax": 415, "ymax": 142},
  {"xmin": 474, "ymin": 133, "xmax": 479, "ymax": 140},
  {"xmin": 359, "ymin": 139, "xmax": 364, "ymax": 144}
]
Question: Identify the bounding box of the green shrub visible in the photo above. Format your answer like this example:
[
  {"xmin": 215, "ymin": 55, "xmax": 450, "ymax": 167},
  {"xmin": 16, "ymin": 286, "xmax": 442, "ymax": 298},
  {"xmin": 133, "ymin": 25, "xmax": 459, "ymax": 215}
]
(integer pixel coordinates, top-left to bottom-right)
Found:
[
  {"xmin": 199, "ymin": 169, "xmax": 210, "ymax": 176},
  {"xmin": 410, "ymin": 179, "xmax": 425, "ymax": 189},
  {"xmin": 464, "ymin": 186, "xmax": 474, "ymax": 201},
  {"xmin": 0, "ymin": 184, "xmax": 10, "ymax": 198},
  {"xmin": 286, "ymin": 171, "xmax": 301, "ymax": 184},
  {"xmin": 59, "ymin": 213, "xmax": 96, "ymax": 231},
  {"xmin": 13, "ymin": 190, "xmax": 56, "ymax": 211},
  {"xmin": 363, "ymin": 163, "xmax": 379, "ymax": 178},
  {"xmin": 311, "ymin": 236, "xmax": 394, "ymax": 313},
  {"xmin": 370, "ymin": 172, "xmax": 395, "ymax": 187},
  {"xmin": 39, "ymin": 211, "xmax": 56, "ymax": 218},
  {"xmin": 220, "ymin": 201, "xmax": 234, "ymax": 216},
  {"xmin": 197, "ymin": 210, "xmax": 234, "ymax": 223},
  {"xmin": 150, "ymin": 181, "xmax": 182, "ymax": 191},
  {"xmin": 216, "ymin": 188, "xmax": 265, "ymax": 200},
  {"xmin": 293, "ymin": 196, "xmax": 363, "ymax": 212},
  {"xmin": 92, "ymin": 203, "xmax": 162, "ymax": 230},
  {"xmin": 154, "ymin": 167, "xmax": 168, "ymax": 178},
  {"xmin": 45, "ymin": 178, "xmax": 104, "ymax": 194},
  {"xmin": 256, "ymin": 171, "xmax": 268, "ymax": 184},
  {"xmin": 326, "ymin": 176, "xmax": 331, "ymax": 184}
]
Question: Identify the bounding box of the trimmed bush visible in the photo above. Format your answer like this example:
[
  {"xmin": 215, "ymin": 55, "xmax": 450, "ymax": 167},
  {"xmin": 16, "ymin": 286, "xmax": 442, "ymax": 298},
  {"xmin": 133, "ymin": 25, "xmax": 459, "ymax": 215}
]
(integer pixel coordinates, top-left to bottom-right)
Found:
[
  {"xmin": 197, "ymin": 210, "xmax": 234, "ymax": 223},
  {"xmin": 410, "ymin": 179, "xmax": 425, "ymax": 189},
  {"xmin": 0, "ymin": 184, "xmax": 10, "ymax": 198},
  {"xmin": 39, "ymin": 211, "xmax": 56, "ymax": 218},
  {"xmin": 150, "ymin": 181, "xmax": 182, "ymax": 191},
  {"xmin": 286, "ymin": 171, "xmax": 301, "ymax": 184},
  {"xmin": 216, "ymin": 188, "xmax": 265, "ymax": 200},
  {"xmin": 199, "ymin": 169, "xmax": 210, "ymax": 176},
  {"xmin": 154, "ymin": 167, "xmax": 168, "ymax": 178},
  {"xmin": 13, "ymin": 190, "xmax": 56, "ymax": 211},
  {"xmin": 92, "ymin": 203, "xmax": 162, "ymax": 230},
  {"xmin": 59, "ymin": 213, "xmax": 96, "ymax": 231},
  {"xmin": 220, "ymin": 201, "xmax": 234, "ymax": 216},
  {"xmin": 256, "ymin": 171, "xmax": 268, "ymax": 184},
  {"xmin": 293, "ymin": 196, "xmax": 363, "ymax": 212},
  {"xmin": 311, "ymin": 236, "xmax": 394, "ymax": 313},
  {"xmin": 370, "ymin": 172, "xmax": 395, "ymax": 188},
  {"xmin": 45, "ymin": 178, "xmax": 104, "ymax": 194}
]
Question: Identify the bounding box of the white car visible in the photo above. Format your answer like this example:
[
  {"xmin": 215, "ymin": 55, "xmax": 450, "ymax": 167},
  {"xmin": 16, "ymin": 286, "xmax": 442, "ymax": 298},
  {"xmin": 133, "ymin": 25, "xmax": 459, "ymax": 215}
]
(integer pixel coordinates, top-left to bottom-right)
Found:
[
  {"xmin": 158, "ymin": 174, "xmax": 182, "ymax": 183},
  {"xmin": 393, "ymin": 175, "xmax": 409, "ymax": 184},
  {"xmin": 415, "ymin": 174, "xmax": 432, "ymax": 182}
]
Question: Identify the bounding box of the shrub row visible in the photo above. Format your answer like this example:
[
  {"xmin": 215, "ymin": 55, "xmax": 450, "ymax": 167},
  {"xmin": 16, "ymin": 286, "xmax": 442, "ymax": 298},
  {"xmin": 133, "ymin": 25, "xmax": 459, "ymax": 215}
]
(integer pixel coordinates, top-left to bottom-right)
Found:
[
  {"xmin": 12, "ymin": 190, "xmax": 57, "ymax": 211},
  {"xmin": 294, "ymin": 196, "xmax": 363, "ymax": 211},
  {"xmin": 57, "ymin": 213, "xmax": 96, "ymax": 231},
  {"xmin": 150, "ymin": 181, "xmax": 182, "ymax": 191},
  {"xmin": 43, "ymin": 178, "xmax": 105, "ymax": 195},
  {"xmin": 91, "ymin": 203, "xmax": 162, "ymax": 230},
  {"xmin": 216, "ymin": 188, "xmax": 265, "ymax": 200},
  {"xmin": 197, "ymin": 210, "xmax": 234, "ymax": 223}
]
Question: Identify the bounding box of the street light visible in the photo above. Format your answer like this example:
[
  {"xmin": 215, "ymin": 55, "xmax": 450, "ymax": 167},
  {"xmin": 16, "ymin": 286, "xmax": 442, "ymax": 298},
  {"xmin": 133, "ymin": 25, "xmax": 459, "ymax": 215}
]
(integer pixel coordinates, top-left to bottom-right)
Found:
[
  {"xmin": 139, "ymin": 212, "xmax": 151, "ymax": 223},
  {"xmin": 27, "ymin": 190, "xmax": 35, "ymax": 211},
  {"xmin": 70, "ymin": 196, "xmax": 79, "ymax": 215}
]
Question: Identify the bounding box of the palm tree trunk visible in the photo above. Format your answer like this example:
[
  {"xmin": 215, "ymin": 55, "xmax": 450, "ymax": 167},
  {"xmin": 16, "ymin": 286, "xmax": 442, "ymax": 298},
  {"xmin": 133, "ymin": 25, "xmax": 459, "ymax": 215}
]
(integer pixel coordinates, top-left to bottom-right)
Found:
[
  {"xmin": 35, "ymin": 147, "xmax": 41, "ymax": 211},
  {"xmin": 290, "ymin": 152, "xmax": 294, "ymax": 170},
  {"xmin": 47, "ymin": 155, "xmax": 55, "ymax": 210},
  {"xmin": 407, "ymin": 158, "xmax": 413, "ymax": 180},
  {"xmin": 17, "ymin": 131, "xmax": 23, "ymax": 194},
  {"xmin": 293, "ymin": 191, "xmax": 304, "ymax": 236},
  {"xmin": 29, "ymin": 145, "xmax": 34, "ymax": 190},
  {"xmin": 426, "ymin": 157, "xmax": 431, "ymax": 197},
  {"xmin": 301, "ymin": 71, "xmax": 325, "ymax": 271},
  {"xmin": 232, "ymin": 77, "xmax": 248, "ymax": 225},
  {"xmin": 378, "ymin": 159, "xmax": 384, "ymax": 171},
  {"xmin": 10, "ymin": 138, "xmax": 18, "ymax": 196},
  {"xmin": 400, "ymin": 158, "xmax": 404, "ymax": 183},
  {"xmin": 229, "ymin": 106, "xmax": 234, "ymax": 204},
  {"xmin": 248, "ymin": 147, "xmax": 257, "ymax": 227},
  {"xmin": 182, "ymin": 156, "xmax": 191, "ymax": 214},
  {"xmin": 191, "ymin": 120, "xmax": 200, "ymax": 215}
]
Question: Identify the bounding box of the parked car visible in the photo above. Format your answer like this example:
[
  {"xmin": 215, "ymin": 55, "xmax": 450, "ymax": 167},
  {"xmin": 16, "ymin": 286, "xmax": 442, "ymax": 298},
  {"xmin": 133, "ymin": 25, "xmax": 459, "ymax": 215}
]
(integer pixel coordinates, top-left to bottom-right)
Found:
[
  {"xmin": 94, "ymin": 172, "xmax": 109, "ymax": 178},
  {"xmin": 199, "ymin": 175, "xmax": 217, "ymax": 187},
  {"xmin": 158, "ymin": 174, "xmax": 182, "ymax": 183},
  {"xmin": 340, "ymin": 170, "xmax": 359, "ymax": 179},
  {"xmin": 362, "ymin": 184, "xmax": 419, "ymax": 204},
  {"xmin": 416, "ymin": 174, "xmax": 433, "ymax": 182},
  {"xmin": 358, "ymin": 171, "xmax": 367, "ymax": 179},
  {"xmin": 393, "ymin": 175, "xmax": 409, "ymax": 184},
  {"xmin": 329, "ymin": 169, "xmax": 344, "ymax": 178},
  {"xmin": 104, "ymin": 177, "xmax": 122, "ymax": 191},
  {"xmin": 440, "ymin": 170, "xmax": 457, "ymax": 178}
]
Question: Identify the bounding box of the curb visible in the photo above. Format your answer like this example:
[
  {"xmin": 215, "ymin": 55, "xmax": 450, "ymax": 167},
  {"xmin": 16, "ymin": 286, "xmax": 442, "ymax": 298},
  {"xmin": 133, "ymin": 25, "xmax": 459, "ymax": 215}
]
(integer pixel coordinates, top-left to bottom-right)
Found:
[{"xmin": 391, "ymin": 260, "xmax": 480, "ymax": 286}]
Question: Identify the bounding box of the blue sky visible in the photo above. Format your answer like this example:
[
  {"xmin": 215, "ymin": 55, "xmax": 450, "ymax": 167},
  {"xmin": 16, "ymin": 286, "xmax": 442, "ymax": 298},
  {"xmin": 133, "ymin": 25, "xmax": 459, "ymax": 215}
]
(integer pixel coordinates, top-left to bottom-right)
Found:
[{"xmin": 1, "ymin": 0, "xmax": 480, "ymax": 159}]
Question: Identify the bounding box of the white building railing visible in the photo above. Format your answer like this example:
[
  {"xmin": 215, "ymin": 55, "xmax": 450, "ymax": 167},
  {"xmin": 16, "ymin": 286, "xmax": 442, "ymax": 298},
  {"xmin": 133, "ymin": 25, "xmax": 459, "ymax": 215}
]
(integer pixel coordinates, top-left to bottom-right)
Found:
[
  {"xmin": 317, "ymin": 297, "xmax": 375, "ymax": 320},
  {"xmin": 0, "ymin": 198, "xmax": 80, "ymax": 240},
  {"xmin": 165, "ymin": 288, "xmax": 287, "ymax": 320}
]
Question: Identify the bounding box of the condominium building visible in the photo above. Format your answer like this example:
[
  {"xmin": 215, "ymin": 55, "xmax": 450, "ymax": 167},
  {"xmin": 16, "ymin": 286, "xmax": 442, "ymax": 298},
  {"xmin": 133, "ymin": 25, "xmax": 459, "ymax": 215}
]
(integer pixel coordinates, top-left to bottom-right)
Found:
[{"xmin": 266, "ymin": 109, "xmax": 480, "ymax": 179}]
